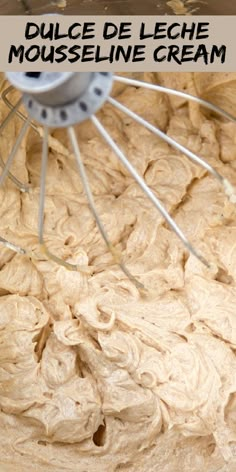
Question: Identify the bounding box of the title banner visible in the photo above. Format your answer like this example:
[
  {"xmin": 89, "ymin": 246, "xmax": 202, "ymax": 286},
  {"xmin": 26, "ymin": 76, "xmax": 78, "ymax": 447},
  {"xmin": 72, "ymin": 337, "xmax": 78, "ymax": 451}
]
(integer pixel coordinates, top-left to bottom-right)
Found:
[{"xmin": 1, "ymin": 16, "xmax": 236, "ymax": 71}]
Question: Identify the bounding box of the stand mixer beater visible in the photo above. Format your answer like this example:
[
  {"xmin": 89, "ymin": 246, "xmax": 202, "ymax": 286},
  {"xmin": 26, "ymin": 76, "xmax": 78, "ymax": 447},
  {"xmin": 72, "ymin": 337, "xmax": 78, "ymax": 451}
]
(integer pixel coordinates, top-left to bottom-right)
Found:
[{"xmin": 1, "ymin": 71, "xmax": 236, "ymax": 289}]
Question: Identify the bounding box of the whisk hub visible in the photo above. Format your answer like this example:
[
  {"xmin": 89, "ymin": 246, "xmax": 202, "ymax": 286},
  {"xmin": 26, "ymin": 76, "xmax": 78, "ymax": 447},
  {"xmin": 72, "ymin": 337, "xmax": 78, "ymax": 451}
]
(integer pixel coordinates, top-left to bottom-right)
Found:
[{"xmin": 6, "ymin": 72, "xmax": 113, "ymax": 127}]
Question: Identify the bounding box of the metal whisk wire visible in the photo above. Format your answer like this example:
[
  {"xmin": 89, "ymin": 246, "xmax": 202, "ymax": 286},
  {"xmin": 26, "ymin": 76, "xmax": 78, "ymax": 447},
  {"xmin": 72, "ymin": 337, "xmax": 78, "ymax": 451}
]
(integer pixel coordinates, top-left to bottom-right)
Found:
[
  {"xmin": 0, "ymin": 97, "xmax": 31, "ymax": 256},
  {"xmin": 0, "ymin": 72, "xmax": 235, "ymax": 289}
]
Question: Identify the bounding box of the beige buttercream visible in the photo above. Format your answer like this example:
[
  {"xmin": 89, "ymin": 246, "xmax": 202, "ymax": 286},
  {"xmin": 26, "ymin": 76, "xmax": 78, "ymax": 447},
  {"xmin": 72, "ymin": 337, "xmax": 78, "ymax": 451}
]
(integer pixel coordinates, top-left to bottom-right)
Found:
[{"xmin": 0, "ymin": 73, "xmax": 235, "ymax": 471}]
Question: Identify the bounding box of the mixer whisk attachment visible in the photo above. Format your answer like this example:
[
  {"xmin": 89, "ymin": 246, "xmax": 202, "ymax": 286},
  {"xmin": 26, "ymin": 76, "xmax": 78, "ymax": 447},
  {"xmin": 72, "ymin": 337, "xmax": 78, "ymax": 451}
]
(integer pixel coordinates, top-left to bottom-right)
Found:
[{"xmin": 1, "ymin": 72, "xmax": 236, "ymax": 289}]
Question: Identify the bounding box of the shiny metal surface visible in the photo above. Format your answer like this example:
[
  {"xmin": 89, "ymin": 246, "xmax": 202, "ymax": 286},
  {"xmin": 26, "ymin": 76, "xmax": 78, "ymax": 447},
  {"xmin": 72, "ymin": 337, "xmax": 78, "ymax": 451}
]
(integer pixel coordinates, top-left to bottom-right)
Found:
[{"xmin": 0, "ymin": 0, "xmax": 235, "ymax": 15}]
